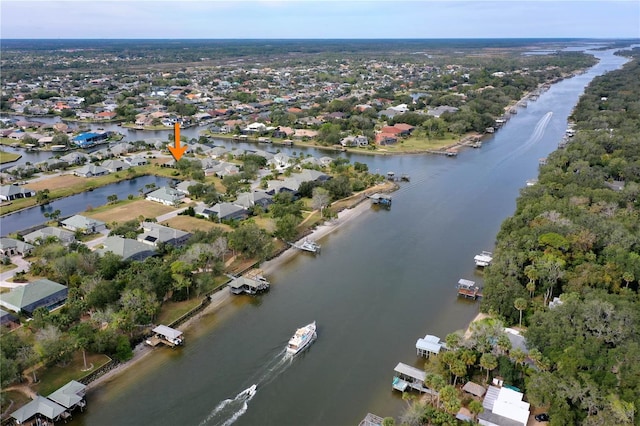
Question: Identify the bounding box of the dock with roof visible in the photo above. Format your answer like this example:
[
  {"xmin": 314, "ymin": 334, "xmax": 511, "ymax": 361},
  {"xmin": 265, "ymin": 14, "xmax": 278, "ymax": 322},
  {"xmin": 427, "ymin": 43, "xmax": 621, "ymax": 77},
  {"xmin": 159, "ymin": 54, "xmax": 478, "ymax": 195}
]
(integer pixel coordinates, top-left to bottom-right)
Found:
[
  {"xmin": 416, "ymin": 334, "xmax": 446, "ymax": 358},
  {"xmin": 146, "ymin": 324, "xmax": 184, "ymax": 347},
  {"xmin": 457, "ymin": 278, "xmax": 482, "ymax": 299},
  {"xmin": 227, "ymin": 270, "xmax": 270, "ymax": 295}
]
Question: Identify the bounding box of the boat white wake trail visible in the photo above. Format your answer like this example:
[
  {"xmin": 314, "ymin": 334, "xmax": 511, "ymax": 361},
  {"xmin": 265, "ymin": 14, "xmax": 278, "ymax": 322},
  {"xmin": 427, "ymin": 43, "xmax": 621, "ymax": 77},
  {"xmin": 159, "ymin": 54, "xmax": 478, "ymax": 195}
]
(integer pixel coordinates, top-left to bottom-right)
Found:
[
  {"xmin": 496, "ymin": 111, "xmax": 553, "ymax": 167},
  {"xmin": 199, "ymin": 350, "xmax": 293, "ymax": 426}
]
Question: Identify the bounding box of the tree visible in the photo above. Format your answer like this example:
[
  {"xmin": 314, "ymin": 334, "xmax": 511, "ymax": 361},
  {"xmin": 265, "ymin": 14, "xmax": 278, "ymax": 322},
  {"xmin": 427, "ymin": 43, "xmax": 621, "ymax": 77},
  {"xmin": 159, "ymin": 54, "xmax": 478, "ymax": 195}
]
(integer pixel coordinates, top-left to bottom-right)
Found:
[
  {"xmin": 107, "ymin": 194, "xmax": 118, "ymax": 204},
  {"xmin": 450, "ymin": 358, "xmax": 467, "ymax": 386},
  {"xmin": 439, "ymin": 385, "xmax": 461, "ymax": 414},
  {"xmin": 275, "ymin": 214, "xmax": 301, "ymax": 242},
  {"xmin": 468, "ymin": 399, "xmax": 484, "ymax": 421},
  {"xmin": 514, "ymin": 297, "xmax": 527, "ymax": 327},
  {"xmin": 70, "ymin": 322, "xmax": 94, "ymax": 370},
  {"xmin": 170, "ymin": 260, "xmax": 194, "ymax": 300},
  {"xmin": 311, "ymin": 187, "xmax": 330, "ymax": 217},
  {"xmin": 43, "ymin": 209, "xmax": 61, "ymax": 221},
  {"xmin": 480, "ymin": 353, "xmax": 498, "ymax": 383}
]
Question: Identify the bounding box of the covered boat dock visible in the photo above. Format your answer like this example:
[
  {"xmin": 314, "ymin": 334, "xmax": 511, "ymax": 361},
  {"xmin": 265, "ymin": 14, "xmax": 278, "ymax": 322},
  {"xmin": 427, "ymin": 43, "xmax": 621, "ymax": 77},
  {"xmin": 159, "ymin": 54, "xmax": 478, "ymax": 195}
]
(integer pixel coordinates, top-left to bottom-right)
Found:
[
  {"xmin": 368, "ymin": 193, "xmax": 392, "ymax": 207},
  {"xmin": 416, "ymin": 334, "xmax": 446, "ymax": 358},
  {"xmin": 392, "ymin": 362, "xmax": 431, "ymax": 393},
  {"xmin": 457, "ymin": 278, "xmax": 481, "ymax": 299},
  {"xmin": 146, "ymin": 324, "xmax": 184, "ymax": 347},
  {"xmin": 228, "ymin": 272, "xmax": 270, "ymax": 295}
]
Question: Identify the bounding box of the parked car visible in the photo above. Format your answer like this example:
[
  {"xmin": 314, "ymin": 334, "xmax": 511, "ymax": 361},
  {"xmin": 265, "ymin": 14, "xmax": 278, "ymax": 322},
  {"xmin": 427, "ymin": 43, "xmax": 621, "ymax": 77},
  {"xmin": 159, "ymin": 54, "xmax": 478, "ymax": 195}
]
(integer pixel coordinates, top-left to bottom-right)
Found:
[{"xmin": 535, "ymin": 413, "xmax": 550, "ymax": 422}]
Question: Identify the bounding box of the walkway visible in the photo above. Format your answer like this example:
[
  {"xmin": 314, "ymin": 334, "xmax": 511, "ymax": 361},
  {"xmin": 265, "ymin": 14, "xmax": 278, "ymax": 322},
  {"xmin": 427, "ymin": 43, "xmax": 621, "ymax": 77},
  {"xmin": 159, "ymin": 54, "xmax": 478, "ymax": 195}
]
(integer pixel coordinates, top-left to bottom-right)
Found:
[{"xmin": 0, "ymin": 256, "xmax": 30, "ymax": 288}]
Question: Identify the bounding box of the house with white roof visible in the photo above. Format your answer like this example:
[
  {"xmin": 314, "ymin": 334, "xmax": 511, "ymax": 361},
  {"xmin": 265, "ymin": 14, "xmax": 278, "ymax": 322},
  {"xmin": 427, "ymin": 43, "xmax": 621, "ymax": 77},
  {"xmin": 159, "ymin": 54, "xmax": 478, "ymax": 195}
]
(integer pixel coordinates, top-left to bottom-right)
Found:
[
  {"xmin": 73, "ymin": 164, "xmax": 109, "ymax": 178},
  {"xmin": 137, "ymin": 222, "xmax": 191, "ymax": 247},
  {"xmin": 478, "ymin": 386, "xmax": 530, "ymax": 426},
  {"xmin": 60, "ymin": 215, "xmax": 106, "ymax": 234},
  {"xmin": 146, "ymin": 186, "xmax": 184, "ymax": 206},
  {"xmin": 0, "ymin": 184, "xmax": 35, "ymax": 201},
  {"xmin": 23, "ymin": 226, "xmax": 76, "ymax": 245},
  {"xmin": 96, "ymin": 236, "xmax": 156, "ymax": 262}
]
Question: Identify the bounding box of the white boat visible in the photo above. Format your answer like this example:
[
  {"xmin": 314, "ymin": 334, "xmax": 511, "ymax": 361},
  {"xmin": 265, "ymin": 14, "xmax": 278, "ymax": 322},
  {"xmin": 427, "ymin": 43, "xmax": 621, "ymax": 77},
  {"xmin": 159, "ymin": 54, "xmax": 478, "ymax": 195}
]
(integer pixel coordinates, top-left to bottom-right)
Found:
[
  {"xmin": 238, "ymin": 384, "xmax": 257, "ymax": 399},
  {"xmin": 286, "ymin": 321, "xmax": 317, "ymax": 355},
  {"xmin": 299, "ymin": 239, "xmax": 321, "ymax": 253},
  {"xmin": 474, "ymin": 251, "xmax": 493, "ymax": 267}
]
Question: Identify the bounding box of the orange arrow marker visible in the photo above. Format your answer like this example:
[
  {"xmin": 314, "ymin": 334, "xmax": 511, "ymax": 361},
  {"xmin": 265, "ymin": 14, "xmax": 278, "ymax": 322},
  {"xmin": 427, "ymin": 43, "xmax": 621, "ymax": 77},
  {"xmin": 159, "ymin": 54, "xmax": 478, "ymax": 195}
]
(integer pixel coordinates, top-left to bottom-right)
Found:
[{"xmin": 168, "ymin": 122, "xmax": 188, "ymax": 161}]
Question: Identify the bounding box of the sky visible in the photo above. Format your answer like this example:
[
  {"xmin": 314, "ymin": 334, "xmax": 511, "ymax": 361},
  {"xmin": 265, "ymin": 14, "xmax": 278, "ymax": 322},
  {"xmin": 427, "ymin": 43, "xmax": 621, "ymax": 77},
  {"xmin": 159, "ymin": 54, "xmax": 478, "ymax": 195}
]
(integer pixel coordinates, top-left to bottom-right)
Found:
[{"xmin": 1, "ymin": 1, "xmax": 639, "ymax": 39}]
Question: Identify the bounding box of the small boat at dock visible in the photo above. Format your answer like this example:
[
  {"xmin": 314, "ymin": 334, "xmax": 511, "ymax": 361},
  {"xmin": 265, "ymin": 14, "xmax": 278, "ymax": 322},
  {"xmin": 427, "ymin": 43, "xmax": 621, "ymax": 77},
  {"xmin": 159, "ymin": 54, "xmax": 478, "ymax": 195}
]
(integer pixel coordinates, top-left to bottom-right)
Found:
[{"xmin": 290, "ymin": 239, "xmax": 321, "ymax": 254}]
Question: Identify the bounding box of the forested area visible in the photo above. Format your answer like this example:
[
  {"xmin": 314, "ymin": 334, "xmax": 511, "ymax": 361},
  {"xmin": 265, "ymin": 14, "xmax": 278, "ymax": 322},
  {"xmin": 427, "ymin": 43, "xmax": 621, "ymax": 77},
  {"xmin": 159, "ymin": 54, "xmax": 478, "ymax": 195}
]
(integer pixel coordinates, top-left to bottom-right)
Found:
[{"xmin": 481, "ymin": 49, "xmax": 640, "ymax": 425}]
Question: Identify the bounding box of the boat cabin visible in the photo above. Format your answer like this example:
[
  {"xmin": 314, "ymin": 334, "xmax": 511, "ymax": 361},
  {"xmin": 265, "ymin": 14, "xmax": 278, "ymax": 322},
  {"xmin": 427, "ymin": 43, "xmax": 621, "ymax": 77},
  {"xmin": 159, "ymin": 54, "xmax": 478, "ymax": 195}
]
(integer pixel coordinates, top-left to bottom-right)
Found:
[
  {"xmin": 474, "ymin": 251, "xmax": 493, "ymax": 267},
  {"xmin": 146, "ymin": 325, "xmax": 184, "ymax": 347},
  {"xmin": 457, "ymin": 278, "xmax": 480, "ymax": 299}
]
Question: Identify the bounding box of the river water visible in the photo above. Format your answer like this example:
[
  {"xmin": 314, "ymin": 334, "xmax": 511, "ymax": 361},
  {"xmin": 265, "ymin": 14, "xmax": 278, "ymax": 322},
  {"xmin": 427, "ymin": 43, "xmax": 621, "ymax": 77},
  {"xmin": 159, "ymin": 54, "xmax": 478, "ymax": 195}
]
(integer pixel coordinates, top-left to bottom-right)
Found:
[
  {"xmin": 58, "ymin": 46, "xmax": 631, "ymax": 426},
  {"xmin": 0, "ymin": 175, "xmax": 175, "ymax": 236}
]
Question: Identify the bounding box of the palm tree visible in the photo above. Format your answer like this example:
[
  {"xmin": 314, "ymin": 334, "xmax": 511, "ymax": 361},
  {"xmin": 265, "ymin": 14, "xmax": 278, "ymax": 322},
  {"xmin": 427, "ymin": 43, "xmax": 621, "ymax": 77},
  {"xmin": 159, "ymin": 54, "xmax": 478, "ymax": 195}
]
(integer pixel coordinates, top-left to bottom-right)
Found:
[
  {"xmin": 524, "ymin": 264, "xmax": 539, "ymax": 297},
  {"xmin": 468, "ymin": 399, "xmax": 484, "ymax": 422},
  {"xmin": 514, "ymin": 297, "xmax": 527, "ymax": 327},
  {"xmin": 496, "ymin": 334, "xmax": 512, "ymax": 356},
  {"xmin": 480, "ymin": 353, "xmax": 498, "ymax": 384}
]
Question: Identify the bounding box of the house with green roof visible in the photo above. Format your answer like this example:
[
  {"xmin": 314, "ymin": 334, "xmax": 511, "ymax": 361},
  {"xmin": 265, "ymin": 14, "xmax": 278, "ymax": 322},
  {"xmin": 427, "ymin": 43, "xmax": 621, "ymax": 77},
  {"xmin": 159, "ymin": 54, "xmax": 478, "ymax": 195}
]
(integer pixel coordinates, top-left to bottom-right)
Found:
[{"xmin": 0, "ymin": 278, "xmax": 68, "ymax": 316}]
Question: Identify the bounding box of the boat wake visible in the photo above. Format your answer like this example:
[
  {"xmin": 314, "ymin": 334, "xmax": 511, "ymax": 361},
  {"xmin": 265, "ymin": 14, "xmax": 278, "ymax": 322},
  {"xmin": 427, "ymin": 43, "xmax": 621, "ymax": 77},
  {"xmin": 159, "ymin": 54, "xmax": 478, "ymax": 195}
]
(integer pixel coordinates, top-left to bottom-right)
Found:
[
  {"xmin": 198, "ymin": 350, "xmax": 293, "ymax": 426},
  {"xmin": 496, "ymin": 111, "xmax": 553, "ymax": 167}
]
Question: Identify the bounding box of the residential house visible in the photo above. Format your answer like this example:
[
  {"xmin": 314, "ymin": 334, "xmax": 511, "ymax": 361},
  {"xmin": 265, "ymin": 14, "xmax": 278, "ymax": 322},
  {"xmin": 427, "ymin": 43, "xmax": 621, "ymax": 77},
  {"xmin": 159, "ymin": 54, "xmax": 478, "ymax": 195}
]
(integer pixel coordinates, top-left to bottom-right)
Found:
[
  {"xmin": 146, "ymin": 186, "xmax": 184, "ymax": 206},
  {"xmin": 23, "ymin": 226, "xmax": 76, "ymax": 245},
  {"xmin": 176, "ymin": 180, "xmax": 199, "ymax": 196},
  {"xmin": 427, "ymin": 105, "xmax": 459, "ymax": 118},
  {"xmin": 0, "ymin": 184, "xmax": 36, "ymax": 201},
  {"xmin": 340, "ymin": 135, "xmax": 369, "ymax": 147},
  {"xmin": 73, "ymin": 164, "xmax": 109, "ymax": 178},
  {"xmin": 101, "ymin": 159, "xmax": 130, "ymax": 173},
  {"xmin": 59, "ymin": 152, "xmax": 90, "ymax": 165},
  {"xmin": 0, "ymin": 278, "xmax": 68, "ymax": 316},
  {"xmin": 375, "ymin": 133, "xmax": 398, "ymax": 145},
  {"xmin": 478, "ymin": 386, "xmax": 530, "ymax": 426},
  {"xmin": 137, "ymin": 222, "xmax": 191, "ymax": 247},
  {"xmin": 293, "ymin": 129, "xmax": 319, "ymax": 140},
  {"xmin": 123, "ymin": 156, "xmax": 148, "ymax": 167},
  {"xmin": 208, "ymin": 146, "xmax": 229, "ymax": 159},
  {"xmin": 267, "ymin": 152, "xmax": 294, "ymax": 171},
  {"xmin": 96, "ymin": 236, "xmax": 156, "ymax": 261},
  {"xmin": 60, "ymin": 215, "xmax": 106, "ymax": 234},
  {"xmin": 234, "ymin": 190, "xmax": 274, "ymax": 210},
  {"xmin": 0, "ymin": 238, "xmax": 34, "ymax": 257},
  {"xmin": 195, "ymin": 202, "xmax": 249, "ymax": 222},
  {"xmin": 72, "ymin": 132, "xmax": 108, "ymax": 148}
]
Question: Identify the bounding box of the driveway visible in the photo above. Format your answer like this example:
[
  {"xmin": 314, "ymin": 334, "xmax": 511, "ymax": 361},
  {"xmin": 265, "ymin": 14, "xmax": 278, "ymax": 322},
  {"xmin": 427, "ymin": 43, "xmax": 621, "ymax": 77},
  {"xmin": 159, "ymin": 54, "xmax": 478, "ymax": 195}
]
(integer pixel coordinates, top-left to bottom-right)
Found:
[{"xmin": 0, "ymin": 256, "xmax": 30, "ymax": 288}]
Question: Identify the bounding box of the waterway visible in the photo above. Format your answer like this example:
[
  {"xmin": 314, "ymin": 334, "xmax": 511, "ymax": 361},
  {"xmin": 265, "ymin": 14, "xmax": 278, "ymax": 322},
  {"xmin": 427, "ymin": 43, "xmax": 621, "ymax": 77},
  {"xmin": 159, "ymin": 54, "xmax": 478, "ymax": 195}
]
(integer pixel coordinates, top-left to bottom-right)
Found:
[
  {"xmin": 0, "ymin": 175, "xmax": 174, "ymax": 236},
  {"xmin": 58, "ymin": 46, "xmax": 633, "ymax": 425}
]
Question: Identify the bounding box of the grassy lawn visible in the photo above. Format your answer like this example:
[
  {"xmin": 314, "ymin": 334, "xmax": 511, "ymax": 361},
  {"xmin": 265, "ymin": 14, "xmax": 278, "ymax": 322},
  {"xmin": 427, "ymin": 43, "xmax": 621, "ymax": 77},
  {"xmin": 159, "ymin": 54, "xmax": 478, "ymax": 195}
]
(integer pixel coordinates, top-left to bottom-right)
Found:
[
  {"xmin": 251, "ymin": 216, "xmax": 277, "ymax": 234},
  {"xmin": 155, "ymin": 298, "xmax": 203, "ymax": 325},
  {"xmin": 379, "ymin": 135, "xmax": 460, "ymax": 152},
  {"xmin": 162, "ymin": 215, "xmax": 232, "ymax": 233},
  {"xmin": 0, "ymin": 150, "xmax": 21, "ymax": 164},
  {"xmin": 84, "ymin": 199, "xmax": 175, "ymax": 223},
  {"xmin": 1, "ymin": 389, "xmax": 32, "ymax": 414},
  {"xmin": 33, "ymin": 352, "xmax": 111, "ymax": 396},
  {"xmin": 0, "ymin": 263, "xmax": 17, "ymax": 273}
]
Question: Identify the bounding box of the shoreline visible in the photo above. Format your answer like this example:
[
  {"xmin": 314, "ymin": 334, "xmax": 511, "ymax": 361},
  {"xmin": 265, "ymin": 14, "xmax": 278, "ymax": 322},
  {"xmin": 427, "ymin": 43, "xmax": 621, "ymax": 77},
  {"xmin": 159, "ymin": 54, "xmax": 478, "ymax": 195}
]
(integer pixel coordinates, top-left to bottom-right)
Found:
[{"xmin": 85, "ymin": 190, "xmax": 380, "ymax": 392}]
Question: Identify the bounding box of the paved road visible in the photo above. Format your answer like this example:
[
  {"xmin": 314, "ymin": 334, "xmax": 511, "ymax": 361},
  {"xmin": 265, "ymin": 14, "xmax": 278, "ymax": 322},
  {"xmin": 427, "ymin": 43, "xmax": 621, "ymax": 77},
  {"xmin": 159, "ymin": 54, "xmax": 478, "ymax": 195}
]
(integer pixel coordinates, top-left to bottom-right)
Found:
[{"xmin": 0, "ymin": 256, "xmax": 31, "ymax": 288}]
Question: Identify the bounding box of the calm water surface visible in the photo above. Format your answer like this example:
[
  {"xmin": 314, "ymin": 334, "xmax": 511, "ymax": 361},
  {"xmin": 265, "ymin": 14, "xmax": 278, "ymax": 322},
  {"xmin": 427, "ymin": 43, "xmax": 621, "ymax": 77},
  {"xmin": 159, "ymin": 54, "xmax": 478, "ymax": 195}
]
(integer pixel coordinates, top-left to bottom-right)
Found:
[{"xmin": 66, "ymin": 47, "xmax": 632, "ymax": 426}]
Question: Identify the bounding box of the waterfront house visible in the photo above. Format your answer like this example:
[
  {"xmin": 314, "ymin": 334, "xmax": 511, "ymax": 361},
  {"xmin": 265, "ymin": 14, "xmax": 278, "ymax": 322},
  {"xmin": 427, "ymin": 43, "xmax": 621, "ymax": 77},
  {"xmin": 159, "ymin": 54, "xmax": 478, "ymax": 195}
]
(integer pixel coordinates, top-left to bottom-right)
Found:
[
  {"xmin": 234, "ymin": 190, "xmax": 273, "ymax": 210},
  {"xmin": 96, "ymin": 236, "xmax": 157, "ymax": 261},
  {"xmin": 23, "ymin": 226, "xmax": 76, "ymax": 245},
  {"xmin": 0, "ymin": 278, "xmax": 68, "ymax": 316},
  {"xmin": 0, "ymin": 238, "xmax": 34, "ymax": 257},
  {"xmin": 73, "ymin": 164, "xmax": 109, "ymax": 178},
  {"xmin": 0, "ymin": 184, "xmax": 36, "ymax": 201},
  {"xmin": 72, "ymin": 132, "xmax": 109, "ymax": 148},
  {"xmin": 175, "ymin": 180, "xmax": 199, "ymax": 195},
  {"xmin": 101, "ymin": 159, "xmax": 130, "ymax": 173},
  {"xmin": 137, "ymin": 222, "xmax": 191, "ymax": 248},
  {"xmin": 61, "ymin": 215, "xmax": 106, "ymax": 234},
  {"xmin": 340, "ymin": 135, "xmax": 369, "ymax": 147},
  {"xmin": 59, "ymin": 152, "xmax": 90, "ymax": 165},
  {"xmin": 478, "ymin": 386, "xmax": 530, "ymax": 426},
  {"xmin": 146, "ymin": 186, "xmax": 184, "ymax": 206},
  {"xmin": 195, "ymin": 202, "xmax": 249, "ymax": 222},
  {"xmin": 123, "ymin": 155, "xmax": 148, "ymax": 167}
]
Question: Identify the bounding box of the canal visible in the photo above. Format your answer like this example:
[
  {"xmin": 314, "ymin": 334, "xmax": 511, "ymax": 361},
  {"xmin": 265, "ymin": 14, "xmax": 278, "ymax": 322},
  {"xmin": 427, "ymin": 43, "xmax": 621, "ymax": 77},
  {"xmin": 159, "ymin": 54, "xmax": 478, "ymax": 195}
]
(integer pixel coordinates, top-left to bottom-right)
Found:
[
  {"xmin": 61, "ymin": 46, "xmax": 632, "ymax": 425},
  {"xmin": 0, "ymin": 175, "xmax": 174, "ymax": 236}
]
